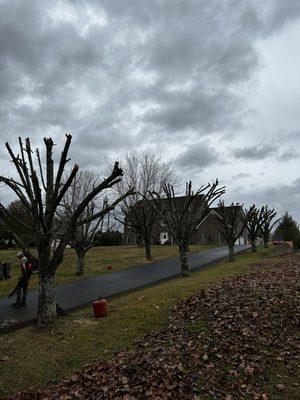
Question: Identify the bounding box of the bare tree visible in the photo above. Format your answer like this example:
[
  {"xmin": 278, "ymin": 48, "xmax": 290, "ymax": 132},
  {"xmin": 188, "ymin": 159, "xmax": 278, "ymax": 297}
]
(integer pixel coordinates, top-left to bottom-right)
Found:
[
  {"xmin": 260, "ymin": 205, "xmax": 281, "ymax": 248},
  {"xmin": 70, "ymin": 202, "xmax": 104, "ymax": 276},
  {"xmin": 245, "ymin": 205, "xmax": 265, "ymax": 252},
  {"xmin": 60, "ymin": 170, "xmax": 106, "ymax": 276},
  {"xmin": 0, "ymin": 135, "xmax": 133, "ymax": 325},
  {"xmin": 150, "ymin": 180, "xmax": 225, "ymax": 275},
  {"xmin": 213, "ymin": 202, "xmax": 251, "ymax": 262},
  {"xmin": 116, "ymin": 151, "xmax": 177, "ymax": 260}
]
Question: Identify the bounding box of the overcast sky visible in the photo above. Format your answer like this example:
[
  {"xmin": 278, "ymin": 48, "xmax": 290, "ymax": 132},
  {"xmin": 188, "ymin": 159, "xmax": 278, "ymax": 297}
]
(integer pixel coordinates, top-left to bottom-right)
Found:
[{"xmin": 0, "ymin": 0, "xmax": 300, "ymax": 221}]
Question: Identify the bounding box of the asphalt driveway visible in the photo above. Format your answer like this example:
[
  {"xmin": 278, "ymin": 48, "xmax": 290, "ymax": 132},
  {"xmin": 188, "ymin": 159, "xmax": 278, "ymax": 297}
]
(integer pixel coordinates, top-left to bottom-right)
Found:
[{"xmin": 0, "ymin": 245, "xmax": 249, "ymax": 331}]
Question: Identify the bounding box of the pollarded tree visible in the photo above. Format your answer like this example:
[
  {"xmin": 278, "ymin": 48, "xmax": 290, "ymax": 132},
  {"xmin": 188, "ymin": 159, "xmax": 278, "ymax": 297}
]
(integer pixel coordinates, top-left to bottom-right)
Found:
[
  {"xmin": 116, "ymin": 150, "xmax": 177, "ymax": 260},
  {"xmin": 69, "ymin": 201, "xmax": 103, "ymax": 276},
  {"xmin": 59, "ymin": 170, "xmax": 104, "ymax": 276},
  {"xmin": 260, "ymin": 205, "xmax": 281, "ymax": 248},
  {"xmin": 245, "ymin": 205, "xmax": 265, "ymax": 252},
  {"xmin": 0, "ymin": 135, "xmax": 133, "ymax": 325},
  {"xmin": 213, "ymin": 201, "xmax": 252, "ymax": 262},
  {"xmin": 150, "ymin": 180, "xmax": 225, "ymax": 275}
]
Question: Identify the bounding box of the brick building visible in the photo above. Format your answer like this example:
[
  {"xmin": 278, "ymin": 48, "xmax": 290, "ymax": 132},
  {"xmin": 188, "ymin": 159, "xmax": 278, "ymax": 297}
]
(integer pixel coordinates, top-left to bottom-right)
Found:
[{"xmin": 123, "ymin": 198, "xmax": 248, "ymax": 246}]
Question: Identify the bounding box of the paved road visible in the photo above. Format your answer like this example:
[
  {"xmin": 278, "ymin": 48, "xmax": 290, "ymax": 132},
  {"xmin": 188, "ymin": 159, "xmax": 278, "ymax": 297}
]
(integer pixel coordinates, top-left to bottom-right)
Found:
[{"xmin": 0, "ymin": 245, "xmax": 249, "ymax": 330}]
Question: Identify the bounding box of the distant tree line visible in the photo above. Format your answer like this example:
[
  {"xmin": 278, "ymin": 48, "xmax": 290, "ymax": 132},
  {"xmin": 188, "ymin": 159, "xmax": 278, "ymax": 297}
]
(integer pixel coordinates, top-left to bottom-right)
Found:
[{"xmin": 273, "ymin": 211, "xmax": 300, "ymax": 248}]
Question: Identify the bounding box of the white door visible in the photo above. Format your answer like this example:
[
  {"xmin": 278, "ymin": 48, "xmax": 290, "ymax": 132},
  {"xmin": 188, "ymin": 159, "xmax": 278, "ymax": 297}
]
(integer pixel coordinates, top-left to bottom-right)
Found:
[{"xmin": 235, "ymin": 236, "xmax": 245, "ymax": 245}]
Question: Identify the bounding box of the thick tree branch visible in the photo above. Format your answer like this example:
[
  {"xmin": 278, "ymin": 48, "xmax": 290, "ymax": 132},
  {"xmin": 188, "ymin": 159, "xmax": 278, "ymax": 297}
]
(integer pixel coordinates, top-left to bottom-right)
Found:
[
  {"xmin": 77, "ymin": 188, "xmax": 134, "ymax": 226},
  {"xmin": 72, "ymin": 162, "xmax": 124, "ymax": 223},
  {"xmin": 53, "ymin": 134, "xmax": 72, "ymax": 199}
]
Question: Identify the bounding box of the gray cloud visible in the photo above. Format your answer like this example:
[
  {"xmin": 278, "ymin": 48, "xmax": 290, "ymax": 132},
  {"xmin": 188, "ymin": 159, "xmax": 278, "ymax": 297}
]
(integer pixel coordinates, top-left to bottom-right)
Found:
[
  {"xmin": 176, "ymin": 142, "xmax": 219, "ymax": 171},
  {"xmin": 232, "ymin": 144, "xmax": 277, "ymax": 160},
  {"xmin": 0, "ymin": 0, "xmax": 299, "ymax": 145},
  {"xmin": 71, "ymin": 130, "xmax": 132, "ymax": 169},
  {"xmin": 232, "ymin": 143, "xmax": 299, "ymax": 162},
  {"xmin": 232, "ymin": 173, "xmax": 251, "ymax": 179},
  {"xmin": 231, "ymin": 177, "xmax": 300, "ymax": 222},
  {"xmin": 0, "ymin": 0, "xmax": 300, "ymax": 219},
  {"xmin": 278, "ymin": 148, "xmax": 299, "ymax": 161},
  {"xmin": 281, "ymin": 130, "xmax": 300, "ymax": 141}
]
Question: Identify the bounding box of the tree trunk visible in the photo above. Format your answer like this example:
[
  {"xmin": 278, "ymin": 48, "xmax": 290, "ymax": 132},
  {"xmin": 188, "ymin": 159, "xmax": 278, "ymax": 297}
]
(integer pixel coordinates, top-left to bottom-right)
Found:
[
  {"xmin": 145, "ymin": 241, "xmax": 152, "ymax": 260},
  {"xmin": 228, "ymin": 244, "xmax": 235, "ymax": 262},
  {"xmin": 251, "ymin": 240, "xmax": 257, "ymax": 252},
  {"xmin": 144, "ymin": 233, "xmax": 152, "ymax": 260},
  {"xmin": 37, "ymin": 273, "xmax": 56, "ymax": 326},
  {"xmin": 179, "ymin": 244, "xmax": 190, "ymax": 276},
  {"xmin": 76, "ymin": 252, "xmax": 85, "ymax": 276},
  {"xmin": 263, "ymin": 234, "xmax": 269, "ymax": 248}
]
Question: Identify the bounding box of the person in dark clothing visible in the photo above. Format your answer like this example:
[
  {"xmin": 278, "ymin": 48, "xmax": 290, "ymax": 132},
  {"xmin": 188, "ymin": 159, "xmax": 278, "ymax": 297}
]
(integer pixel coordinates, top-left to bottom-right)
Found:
[
  {"xmin": 24, "ymin": 252, "xmax": 38, "ymax": 274},
  {"xmin": 10, "ymin": 253, "xmax": 33, "ymax": 308}
]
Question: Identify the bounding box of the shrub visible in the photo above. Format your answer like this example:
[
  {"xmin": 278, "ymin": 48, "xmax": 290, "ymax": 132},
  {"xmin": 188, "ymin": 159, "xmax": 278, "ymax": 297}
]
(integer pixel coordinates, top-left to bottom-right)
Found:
[{"xmin": 94, "ymin": 230, "xmax": 123, "ymax": 246}]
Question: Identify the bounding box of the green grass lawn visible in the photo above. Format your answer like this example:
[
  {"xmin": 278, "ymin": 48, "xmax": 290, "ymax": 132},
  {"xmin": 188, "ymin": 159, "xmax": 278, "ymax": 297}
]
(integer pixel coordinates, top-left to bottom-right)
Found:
[
  {"xmin": 0, "ymin": 247, "xmax": 277, "ymax": 397},
  {"xmin": 0, "ymin": 244, "xmax": 217, "ymax": 298}
]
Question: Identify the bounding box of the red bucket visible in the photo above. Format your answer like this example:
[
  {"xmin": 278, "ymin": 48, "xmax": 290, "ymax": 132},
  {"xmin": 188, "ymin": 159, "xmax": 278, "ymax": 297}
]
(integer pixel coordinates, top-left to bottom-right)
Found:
[{"xmin": 93, "ymin": 299, "xmax": 108, "ymax": 318}]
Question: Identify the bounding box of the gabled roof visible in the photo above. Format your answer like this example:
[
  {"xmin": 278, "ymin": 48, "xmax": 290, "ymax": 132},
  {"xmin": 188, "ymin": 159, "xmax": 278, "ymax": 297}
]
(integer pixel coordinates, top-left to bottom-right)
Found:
[
  {"xmin": 195, "ymin": 209, "xmax": 219, "ymax": 230},
  {"xmin": 196, "ymin": 205, "xmax": 245, "ymax": 230},
  {"xmin": 133, "ymin": 194, "xmax": 206, "ymax": 211},
  {"xmin": 209, "ymin": 204, "xmax": 244, "ymax": 213}
]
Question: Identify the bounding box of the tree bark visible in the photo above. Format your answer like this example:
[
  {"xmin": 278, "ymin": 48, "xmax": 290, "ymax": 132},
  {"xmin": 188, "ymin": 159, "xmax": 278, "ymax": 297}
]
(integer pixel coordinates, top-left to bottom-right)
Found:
[
  {"xmin": 76, "ymin": 251, "xmax": 85, "ymax": 276},
  {"xmin": 145, "ymin": 241, "xmax": 152, "ymax": 260},
  {"xmin": 179, "ymin": 244, "xmax": 190, "ymax": 276},
  {"xmin": 251, "ymin": 241, "xmax": 257, "ymax": 252},
  {"xmin": 144, "ymin": 232, "xmax": 152, "ymax": 260},
  {"xmin": 37, "ymin": 273, "xmax": 56, "ymax": 325},
  {"xmin": 228, "ymin": 244, "xmax": 235, "ymax": 262}
]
